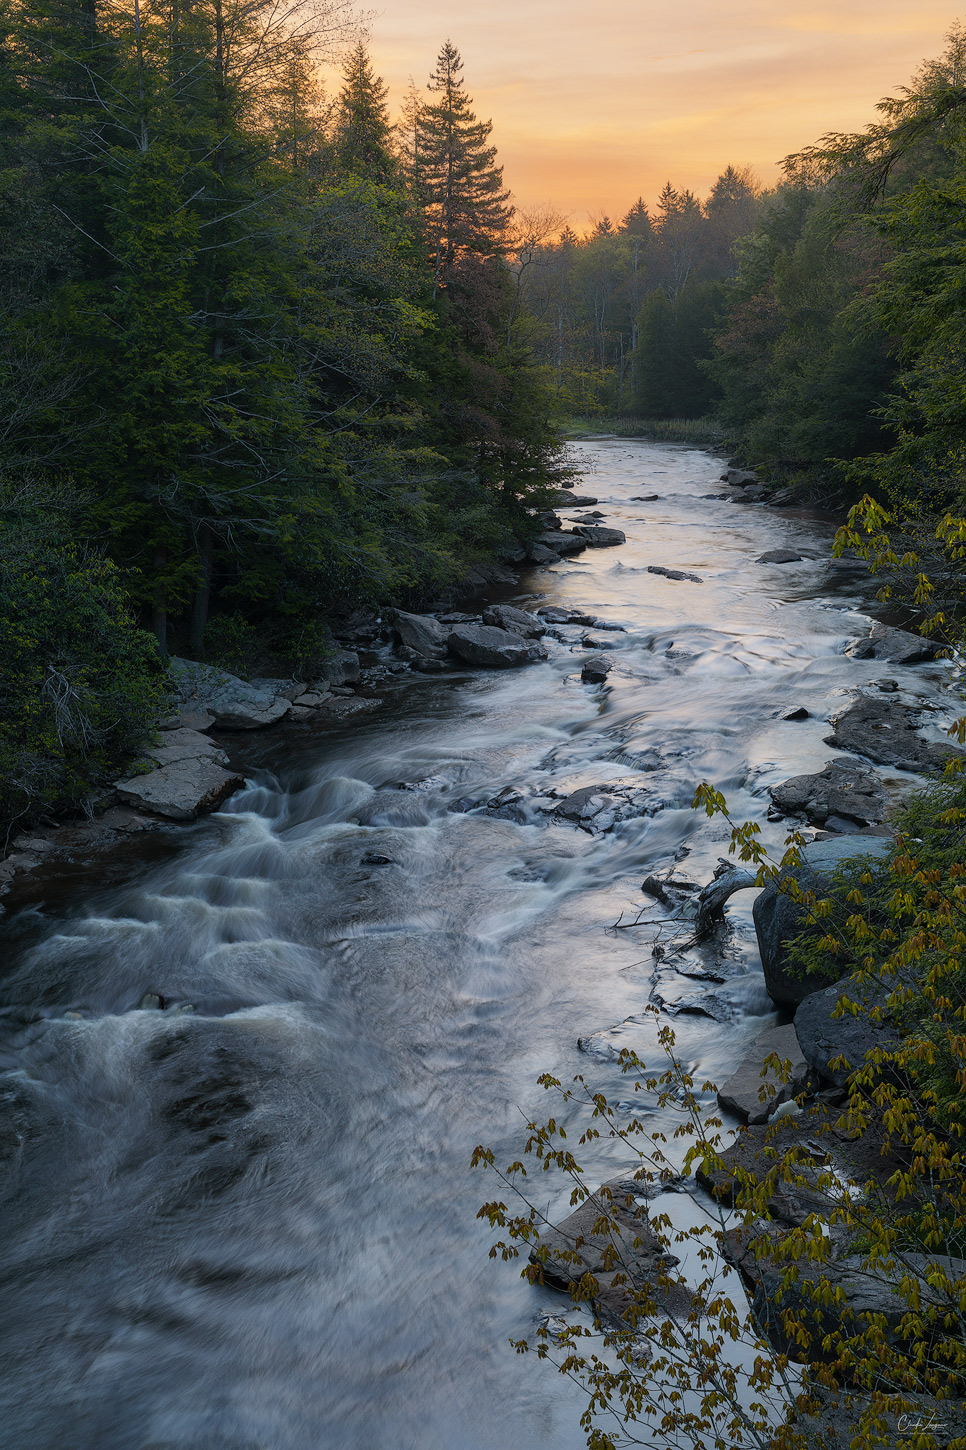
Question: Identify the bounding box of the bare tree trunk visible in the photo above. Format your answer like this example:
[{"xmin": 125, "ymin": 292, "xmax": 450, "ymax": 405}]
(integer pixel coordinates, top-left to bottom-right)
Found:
[
  {"xmin": 151, "ymin": 545, "xmax": 168, "ymax": 657},
  {"xmin": 188, "ymin": 525, "xmax": 213, "ymax": 655}
]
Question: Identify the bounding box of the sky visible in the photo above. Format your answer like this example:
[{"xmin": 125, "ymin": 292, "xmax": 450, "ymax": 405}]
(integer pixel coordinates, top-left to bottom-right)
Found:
[{"xmin": 356, "ymin": 1, "xmax": 961, "ymax": 226}]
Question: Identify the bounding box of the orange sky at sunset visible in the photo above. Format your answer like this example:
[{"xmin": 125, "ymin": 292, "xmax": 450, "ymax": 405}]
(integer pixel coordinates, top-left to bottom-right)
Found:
[{"xmin": 361, "ymin": 2, "xmax": 961, "ymax": 226}]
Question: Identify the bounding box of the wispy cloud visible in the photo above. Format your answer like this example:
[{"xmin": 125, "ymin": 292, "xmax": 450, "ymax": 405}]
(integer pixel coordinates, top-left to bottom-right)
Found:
[{"xmin": 359, "ymin": 1, "xmax": 957, "ymax": 217}]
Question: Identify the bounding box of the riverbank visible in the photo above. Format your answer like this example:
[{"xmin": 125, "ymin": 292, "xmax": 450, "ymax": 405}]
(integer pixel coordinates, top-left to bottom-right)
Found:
[{"xmin": 1, "ymin": 437, "xmax": 962, "ymax": 1450}]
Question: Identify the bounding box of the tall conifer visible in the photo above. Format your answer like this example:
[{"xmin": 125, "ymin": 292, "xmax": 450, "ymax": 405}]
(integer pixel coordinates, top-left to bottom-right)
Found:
[
  {"xmin": 414, "ymin": 40, "xmax": 511, "ymax": 294},
  {"xmin": 334, "ymin": 41, "xmax": 394, "ymax": 181}
]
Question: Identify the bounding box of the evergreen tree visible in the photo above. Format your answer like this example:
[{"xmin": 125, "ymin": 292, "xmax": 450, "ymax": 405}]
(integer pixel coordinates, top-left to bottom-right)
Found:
[
  {"xmin": 619, "ymin": 197, "xmax": 653, "ymax": 240},
  {"xmin": 415, "ymin": 40, "xmax": 511, "ymax": 295},
  {"xmin": 333, "ymin": 41, "xmax": 394, "ymax": 182}
]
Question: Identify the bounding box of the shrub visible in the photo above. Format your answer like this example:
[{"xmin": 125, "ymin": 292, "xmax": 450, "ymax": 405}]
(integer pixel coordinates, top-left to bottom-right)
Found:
[{"xmin": 0, "ymin": 479, "xmax": 164, "ymax": 838}]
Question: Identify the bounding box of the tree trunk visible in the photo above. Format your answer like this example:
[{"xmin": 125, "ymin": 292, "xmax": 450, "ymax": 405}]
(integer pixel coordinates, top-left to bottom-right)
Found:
[
  {"xmin": 151, "ymin": 544, "xmax": 168, "ymax": 657},
  {"xmin": 188, "ymin": 524, "xmax": 213, "ymax": 654}
]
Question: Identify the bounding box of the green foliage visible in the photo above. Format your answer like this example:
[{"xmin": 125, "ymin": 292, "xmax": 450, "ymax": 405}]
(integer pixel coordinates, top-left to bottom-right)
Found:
[
  {"xmin": 633, "ymin": 280, "xmax": 726, "ymax": 418},
  {"xmin": 0, "ymin": 8, "xmax": 566, "ymax": 673},
  {"xmin": 516, "ymin": 166, "xmax": 763, "ymax": 418},
  {"xmin": 710, "ymin": 188, "xmax": 895, "ymax": 484},
  {"xmin": 477, "ymin": 776, "xmax": 966, "ymax": 1448},
  {"xmin": 0, "ymin": 478, "xmax": 164, "ymax": 835}
]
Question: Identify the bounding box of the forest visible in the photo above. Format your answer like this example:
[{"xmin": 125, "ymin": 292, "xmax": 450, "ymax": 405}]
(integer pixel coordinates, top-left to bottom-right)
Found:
[
  {"xmin": 0, "ymin": 0, "xmax": 570, "ymax": 829},
  {"xmin": 3, "ymin": 7, "xmax": 966, "ymax": 830}
]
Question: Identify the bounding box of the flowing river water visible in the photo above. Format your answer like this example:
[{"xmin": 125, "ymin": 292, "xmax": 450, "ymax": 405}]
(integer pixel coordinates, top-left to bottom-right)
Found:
[{"xmin": 0, "ymin": 438, "xmax": 959, "ymax": 1450}]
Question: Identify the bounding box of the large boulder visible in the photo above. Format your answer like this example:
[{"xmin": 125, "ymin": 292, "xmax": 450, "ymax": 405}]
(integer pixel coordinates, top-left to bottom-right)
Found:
[
  {"xmin": 768, "ymin": 758, "xmax": 888, "ymax": 829},
  {"xmin": 734, "ymin": 1232, "xmax": 966, "ymax": 1357},
  {"xmin": 824, "ymin": 694, "xmax": 962, "ymax": 772},
  {"xmin": 716, "ymin": 1023, "xmax": 814, "ymax": 1125},
  {"xmin": 115, "ymin": 729, "xmax": 244, "ymax": 821},
  {"xmin": 753, "ymin": 836, "xmax": 893, "ymax": 1007},
  {"xmin": 447, "ymin": 624, "xmax": 547, "ymax": 668},
  {"xmin": 572, "ymin": 524, "xmax": 626, "ymax": 547},
  {"xmin": 168, "ymin": 658, "xmax": 291, "ymax": 729},
  {"xmin": 315, "ymin": 649, "xmax": 360, "ymax": 687},
  {"xmin": 391, "ymin": 610, "xmax": 449, "ymax": 659},
  {"xmin": 538, "ymin": 530, "xmax": 588, "ymax": 557},
  {"xmin": 794, "ymin": 977, "xmax": 899, "ymax": 1088},
  {"xmin": 846, "ymin": 620, "xmax": 940, "ymax": 665},
  {"xmin": 529, "ymin": 1177, "xmax": 690, "ymax": 1323},
  {"xmin": 481, "ymin": 604, "xmax": 546, "ymax": 638}
]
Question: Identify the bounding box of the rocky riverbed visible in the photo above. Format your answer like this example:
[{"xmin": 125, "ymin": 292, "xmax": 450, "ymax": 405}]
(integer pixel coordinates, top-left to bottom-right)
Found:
[{"xmin": 0, "ymin": 438, "xmax": 962, "ymax": 1450}]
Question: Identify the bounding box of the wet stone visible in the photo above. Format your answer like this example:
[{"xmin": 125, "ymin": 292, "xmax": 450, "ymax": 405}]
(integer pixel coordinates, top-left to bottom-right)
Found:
[
  {"xmin": 581, "ymin": 655, "xmax": 611, "ymax": 684},
  {"xmin": 647, "ymin": 565, "xmax": 703, "ymax": 583}
]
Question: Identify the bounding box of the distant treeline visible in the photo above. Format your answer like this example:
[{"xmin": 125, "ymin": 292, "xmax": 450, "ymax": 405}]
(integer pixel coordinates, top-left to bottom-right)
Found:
[{"xmin": 523, "ymin": 22, "xmax": 966, "ymax": 505}]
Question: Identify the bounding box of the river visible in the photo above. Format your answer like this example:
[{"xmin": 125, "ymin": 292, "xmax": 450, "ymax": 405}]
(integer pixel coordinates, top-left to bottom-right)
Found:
[{"xmin": 0, "ymin": 438, "xmax": 955, "ymax": 1450}]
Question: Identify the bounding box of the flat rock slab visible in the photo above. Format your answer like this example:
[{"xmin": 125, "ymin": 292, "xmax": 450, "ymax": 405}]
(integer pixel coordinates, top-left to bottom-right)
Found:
[
  {"xmin": 538, "ymin": 530, "xmax": 587, "ymax": 556},
  {"xmin": 573, "ymin": 525, "xmax": 626, "ymax": 547},
  {"xmin": 794, "ymin": 976, "xmax": 899, "ymax": 1089},
  {"xmin": 647, "ymin": 565, "xmax": 703, "ymax": 582},
  {"xmin": 116, "ymin": 757, "xmax": 244, "ymax": 821},
  {"xmin": 730, "ymin": 1223, "xmax": 966, "ymax": 1358},
  {"xmin": 716, "ymin": 1023, "xmax": 814, "ymax": 1124},
  {"xmin": 145, "ymin": 728, "xmax": 228, "ymax": 770},
  {"xmin": 753, "ymin": 835, "xmax": 893, "ymax": 1008},
  {"xmin": 768, "ymin": 759, "xmax": 888, "ymax": 828},
  {"xmin": 846, "ymin": 620, "xmax": 940, "ymax": 665},
  {"xmin": 530, "ymin": 1178, "xmax": 690, "ymax": 1324},
  {"xmin": 825, "ymin": 694, "xmax": 962, "ymax": 772},
  {"xmin": 447, "ymin": 624, "xmax": 547, "ymax": 668}
]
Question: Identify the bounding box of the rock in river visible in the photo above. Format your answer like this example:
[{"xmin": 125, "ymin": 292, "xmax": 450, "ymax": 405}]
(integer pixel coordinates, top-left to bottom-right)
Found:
[
  {"xmin": 391, "ymin": 609, "xmax": 449, "ymax": 659},
  {"xmin": 768, "ymin": 758, "xmax": 888, "ymax": 828},
  {"xmin": 845, "ymin": 620, "xmax": 939, "ymax": 665},
  {"xmin": 716, "ymin": 1023, "xmax": 815, "ymax": 1125},
  {"xmin": 447, "ymin": 624, "xmax": 548, "ymax": 669},
  {"xmin": 481, "ymin": 604, "xmax": 545, "ymax": 638},
  {"xmin": 581, "ymin": 655, "xmax": 611, "ymax": 683},
  {"xmin": 530, "ymin": 1177, "xmax": 689, "ymax": 1324},
  {"xmin": 753, "ymin": 835, "xmax": 893, "ymax": 1007},
  {"xmin": 572, "ymin": 524, "xmax": 626, "ymax": 547},
  {"xmin": 538, "ymin": 530, "xmax": 588, "ymax": 556},
  {"xmin": 116, "ymin": 729, "xmax": 244, "ymax": 821},
  {"xmin": 757, "ymin": 549, "xmax": 803, "ymax": 564},
  {"xmin": 824, "ymin": 693, "xmax": 962, "ymax": 772},
  {"xmin": 647, "ymin": 565, "xmax": 703, "ymax": 583}
]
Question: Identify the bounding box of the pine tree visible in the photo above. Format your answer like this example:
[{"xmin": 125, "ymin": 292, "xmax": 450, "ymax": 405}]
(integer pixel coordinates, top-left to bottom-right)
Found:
[
  {"xmin": 415, "ymin": 40, "xmax": 511, "ymax": 295},
  {"xmin": 333, "ymin": 41, "xmax": 394, "ymax": 182},
  {"xmin": 619, "ymin": 197, "xmax": 653, "ymax": 240}
]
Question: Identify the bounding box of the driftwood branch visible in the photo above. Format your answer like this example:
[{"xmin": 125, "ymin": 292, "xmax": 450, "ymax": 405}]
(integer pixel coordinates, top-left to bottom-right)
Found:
[{"xmin": 692, "ymin": 861, "xmax": 757, "ymax": 940}]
